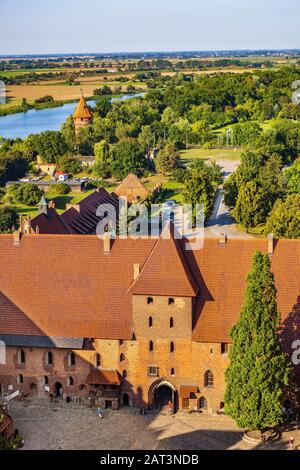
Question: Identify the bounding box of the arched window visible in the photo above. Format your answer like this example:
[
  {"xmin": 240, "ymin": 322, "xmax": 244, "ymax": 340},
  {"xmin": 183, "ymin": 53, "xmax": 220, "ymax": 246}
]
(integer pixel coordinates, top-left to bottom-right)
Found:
[
  {"xmin": 170, "ymin": 341, "xmax": 175, "ymax": 353},
  {"xmin": 170, "ymin": 317, "xmax": 174, "ymax": 328},
  {"xmin": 199, "ymin": 397, "xmax": 207, "ymax": 409},
  {"xmin": 149, "ymin": 340, "xmax": 154, "ymax": 352},
  {"xmin": 219, "ymin": 401, "xmax": 225, "ymax": 410},
  {"xmin": 67, "ymin": 376, "xmax": 74, "ymax": 386},
  {"xmin": 43, "ymin": 376, "xmax": 49, "ymax": 385},
  {"xmin": 95, "ymin": 353, "xmax": 101, "ymax": 367},
  {"xmin": 45, "ymin": 351, "xmax": 53, "ymax": 366},
  {"xmin": 170, "ymin": 368, "xmax": 175, "ymax": 376},
  {"xmin": 204, "ymin": 370, "xmax": 214, "ymax": 387},
  {"xmin": 120, "ymin": 353, "xmax": 125, "ymax": 362},
  {"xmin": 18, "ymin": 349, "xmax": 25, "ymax": 365},
  {"xmin": 147, "ymin": 297, "xmax": 153, "ymax": 304},
  {"xmin": 17, "ymin": 374, "xmax": 23, "ymax": 384},
  {"xmin": 122, "ymin": 370, "xmax": 127, "ymax": 378},
  {"xmin": 68, "ymin": 352, "xmax": 76, "ymax": 367},
  {"xmin": 168, "ymin": 297, "xmax": 174, "ymax": 305},
  {"xmin": 148, "ymin": 316, "xmax": 153, "ymax": 327}
]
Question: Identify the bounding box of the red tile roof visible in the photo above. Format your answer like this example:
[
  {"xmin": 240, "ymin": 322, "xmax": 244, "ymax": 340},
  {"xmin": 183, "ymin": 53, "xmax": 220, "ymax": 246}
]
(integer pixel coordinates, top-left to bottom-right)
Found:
[
  {"xmin": 0, "ymin": 234, "xmax": 299, "ymax": 350},
  {"xmin": 87, "ymin": 369, "xmax": 121, "ymax": 385},
  {"xmin": 128, "ymin": 224, "xmax": 198, "ymax": 297}
]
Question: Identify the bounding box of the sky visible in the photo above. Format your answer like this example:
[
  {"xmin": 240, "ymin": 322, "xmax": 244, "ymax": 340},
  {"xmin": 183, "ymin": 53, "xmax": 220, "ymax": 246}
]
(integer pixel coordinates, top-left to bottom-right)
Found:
[{"xmin": 1, "ymin": 0, "xmax": 299, "ymax": 55}]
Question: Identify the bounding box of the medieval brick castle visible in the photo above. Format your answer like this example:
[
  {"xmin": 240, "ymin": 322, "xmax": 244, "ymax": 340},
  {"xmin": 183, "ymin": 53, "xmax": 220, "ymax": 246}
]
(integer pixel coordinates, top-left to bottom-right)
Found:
[{"xmin": 0, "ymin": 207, "xmax": 299, "ymax": 413}]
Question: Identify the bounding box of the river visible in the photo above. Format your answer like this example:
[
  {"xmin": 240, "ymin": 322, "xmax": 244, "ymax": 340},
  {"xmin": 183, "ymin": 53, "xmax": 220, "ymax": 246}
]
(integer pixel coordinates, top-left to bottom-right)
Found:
[{"xmin": 0, "ymin": 93, "xmax": 145, "ymax": 140}]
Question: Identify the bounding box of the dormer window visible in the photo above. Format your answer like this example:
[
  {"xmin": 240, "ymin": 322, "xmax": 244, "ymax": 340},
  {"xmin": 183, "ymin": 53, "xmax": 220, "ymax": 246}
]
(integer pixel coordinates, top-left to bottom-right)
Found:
[{"xmin": 147, "ymin": 297, "xmax": 153, "ymax": 304}]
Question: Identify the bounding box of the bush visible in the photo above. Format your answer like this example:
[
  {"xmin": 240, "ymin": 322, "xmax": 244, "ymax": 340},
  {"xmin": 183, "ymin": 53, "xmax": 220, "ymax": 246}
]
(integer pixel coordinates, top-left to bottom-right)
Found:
[
  {"xmin": 172, "ymin": 168, "xmax": 187, "ymax": 183},
  {"xmin": 0, "ymin": 207, "xmax": 18, "ymax": 233},
  {"xmin": 53, "ymin": 183, "xmax": 71, "ymax": 195}
]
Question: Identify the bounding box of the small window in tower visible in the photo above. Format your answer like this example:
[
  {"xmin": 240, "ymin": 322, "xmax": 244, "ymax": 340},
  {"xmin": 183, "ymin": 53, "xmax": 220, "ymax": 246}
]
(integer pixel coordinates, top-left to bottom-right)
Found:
[
  {"xmin": 17, "ymin": 374, "xmax": 23, "ymax": 384},
  {"xmin": 68, "ymin": 352, "xmax": 76, "ymax": 367},
  {"xmin": 149, "ymin": 340, "xmax": 154, "ymax": 352},
  {"xmin": 120, "ymin": 353, "xmax": 125, "ymax": 362},
  {"xmin": 149, "ymin": 316, "xmax": 153, "ymax": 327},
  {"xmin": 170, "ymin": 317, "xmax": 174, "ymax": 328},
  {"xmin": 122, "ymin": 370, "xmax": 127, "ymax": 378},
  {"xmin": 170, "ymin": 368, "xmax": 175, "ymax": 376},
  {"xmin": 18, "ymin": 349, "xmax": 25, "ymax": 366},
  {"xmin": 168, "ymin": 298, "xmax": 174, "ymax": 305},
  {"xmin": 67, "ymin": 376, "xmax": 74, "ymax": 386},
  {"xmin": 170, "ymin": 341, "xmax": 175, "ymax": 353},
  {"xmin": 45, "ymin": 351, "xmax": 53, "ymax": 366},
  {"xmin": 204, "ymin": 370, "xmax": 214, "ymax": 387},
  {"xmin": 147, "ymin": 297, "xmax": 153, "ymax": 304},
  {"xmin": 221, "ymin": 343, "xmax": 228, "ymax": 355},
  {"xmin": 95, "ymin": 353, "xmax": 101, "ymax": 367}
]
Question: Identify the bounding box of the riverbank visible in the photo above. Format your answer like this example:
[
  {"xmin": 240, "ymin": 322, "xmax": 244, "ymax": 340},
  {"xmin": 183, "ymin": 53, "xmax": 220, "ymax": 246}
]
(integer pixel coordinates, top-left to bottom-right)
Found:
[
  {"xmin": 0, "ymin": 92, "xmax": 145, "ymax": 139},
  {"xmin": 0, "ymin": 91, "xmax": 143, "ymax": 117}
]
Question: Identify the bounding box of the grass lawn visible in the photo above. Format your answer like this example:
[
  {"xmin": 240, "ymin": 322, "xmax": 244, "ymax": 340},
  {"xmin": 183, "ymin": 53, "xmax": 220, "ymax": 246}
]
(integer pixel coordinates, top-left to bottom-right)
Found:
[
  {"xmin": 236, "ymin": 223, "xmax": 266, "ymax": 236},
  {"xmin": 179, "ymin": 148, "xmax": 242, "ymax": 165}
]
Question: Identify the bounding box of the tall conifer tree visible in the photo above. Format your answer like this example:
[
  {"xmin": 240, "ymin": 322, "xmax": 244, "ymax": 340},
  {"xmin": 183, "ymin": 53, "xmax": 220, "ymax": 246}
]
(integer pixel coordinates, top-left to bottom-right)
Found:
[{"xmin": 225, "ymin": 251, "xmax": 290, "ymax": 430}]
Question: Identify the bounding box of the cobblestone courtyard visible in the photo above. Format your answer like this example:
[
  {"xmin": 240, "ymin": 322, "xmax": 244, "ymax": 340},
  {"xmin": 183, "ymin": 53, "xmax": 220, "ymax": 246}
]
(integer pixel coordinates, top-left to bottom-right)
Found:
[{"xmin": 6, "ymin": 399, "xmax": 300, "ymax": 450}]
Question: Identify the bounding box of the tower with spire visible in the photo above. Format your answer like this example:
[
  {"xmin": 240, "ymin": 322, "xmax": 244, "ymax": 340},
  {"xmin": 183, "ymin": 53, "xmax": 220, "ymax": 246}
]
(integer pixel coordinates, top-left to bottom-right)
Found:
[{"xmin": 73, "ymin": 91, "xmax": 93, "ymax": 135}]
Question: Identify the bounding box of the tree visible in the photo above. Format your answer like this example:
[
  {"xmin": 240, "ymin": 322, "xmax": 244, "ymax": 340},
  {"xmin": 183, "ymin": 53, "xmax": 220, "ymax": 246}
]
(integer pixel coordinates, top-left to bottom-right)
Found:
[
  {"xmin": 285, "ymin": 159, "xmax": 300, "ymax": 194},
  {"xmin": 110, "ymin": 138, "xmax": 146, "ymax": 179},
  {"xmin": 156, "ymin": 145, "xmax": 179, "ymax": 174},
  {"xmin": 7, "ymin": 183, "xmax": 44, "ymax": 206},
  {"xmin": 183, "ymin": 165, "xmax": 216, "ymax": 219},
  {"xmin": 53, "ymin": 183, "xmax": 71, "ymax": 196},
  {"xmin": 225, "ymin": 252, "xmax": 290, "ymax": 430},
  {"xmin": 57, "ymin": 156, "xmax": 81, "ymax": 176},
  {"xmin": 93, "ymin": 140, "xmax": 111, "ymax": 178},
  {"xmin": 0, "ymin": 207, "xmax": 18, "ymax": 233},
  {"xmin": 32, "ymin": 131, "xmax": 68, "ymax": 163},
  {"xmin": 232, "ymin": 181, "xmax": 268, "ymax": 228},
  {"xmin": 264, "ymin": 194, "xmax": 300, "ymax": 239}
]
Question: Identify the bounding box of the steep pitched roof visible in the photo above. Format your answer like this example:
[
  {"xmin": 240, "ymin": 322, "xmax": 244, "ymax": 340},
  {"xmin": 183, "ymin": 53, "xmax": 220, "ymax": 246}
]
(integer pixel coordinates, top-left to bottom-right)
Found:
[
  {"xmin": 60, "ymin": 188, "xmax": 119, "ymax": 234},
  {"xmin": 128, "ymin": 224, "xmax": 198, "ymax": 297},
  {"xmin": 31, "ymin": 208, "xmax": 71, "ymax": 235},
  {"xmin": 73, "ymin": 95, "xmax": 92, "ymax": 120},
  {"xmin": 115, "ymin": 173, "xmax": 148, "ymax": 202}
]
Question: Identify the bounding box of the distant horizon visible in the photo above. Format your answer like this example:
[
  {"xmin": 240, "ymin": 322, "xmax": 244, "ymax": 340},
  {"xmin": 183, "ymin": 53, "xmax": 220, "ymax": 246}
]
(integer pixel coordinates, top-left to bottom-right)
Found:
[
  {"xmin": 1, "ymin": 48, "xmax": 300, "ymax": 59},
  {"xmin": 1, "ymin": 0, "xmax": 299, "ymax": 55}
]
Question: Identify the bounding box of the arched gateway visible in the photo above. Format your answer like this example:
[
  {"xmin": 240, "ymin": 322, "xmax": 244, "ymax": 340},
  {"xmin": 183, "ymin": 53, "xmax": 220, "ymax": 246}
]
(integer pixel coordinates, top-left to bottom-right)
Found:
[{"xmin": 149, "ymin": 379, "xmax": 177, "ymax": 413}]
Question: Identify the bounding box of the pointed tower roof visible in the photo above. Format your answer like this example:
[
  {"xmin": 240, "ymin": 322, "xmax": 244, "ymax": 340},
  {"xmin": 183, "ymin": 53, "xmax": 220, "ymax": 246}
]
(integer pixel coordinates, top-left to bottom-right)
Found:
[
  {"xmin": 128, "ymin": 223, "xmax": 198, "ymax": 297},
  {"xmin": 73, "ymin": 93, "xmax": 92, "ymax": 119},
  {"xmin": 38, "ymin": 195, "xmax": 48, "ymax": 215}
]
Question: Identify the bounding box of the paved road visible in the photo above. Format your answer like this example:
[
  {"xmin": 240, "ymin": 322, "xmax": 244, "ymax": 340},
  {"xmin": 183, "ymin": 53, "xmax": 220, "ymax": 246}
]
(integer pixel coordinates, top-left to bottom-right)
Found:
[{"xmin": 205, "ymin": 158, "xmax": 253, "ymax": 239}]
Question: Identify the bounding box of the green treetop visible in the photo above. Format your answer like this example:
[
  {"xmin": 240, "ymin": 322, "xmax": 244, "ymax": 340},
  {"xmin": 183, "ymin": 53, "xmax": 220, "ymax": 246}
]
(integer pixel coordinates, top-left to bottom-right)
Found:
[{"xmin": 225, "ymin": 252, "xmax": 290, "ymax": 430}]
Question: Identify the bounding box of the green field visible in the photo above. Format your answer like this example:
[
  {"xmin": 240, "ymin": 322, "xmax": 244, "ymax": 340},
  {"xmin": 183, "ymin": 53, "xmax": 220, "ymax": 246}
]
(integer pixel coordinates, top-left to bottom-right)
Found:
[{"xmin": 179, "ymin": 147, "xmax": 242, "ymax": 164}]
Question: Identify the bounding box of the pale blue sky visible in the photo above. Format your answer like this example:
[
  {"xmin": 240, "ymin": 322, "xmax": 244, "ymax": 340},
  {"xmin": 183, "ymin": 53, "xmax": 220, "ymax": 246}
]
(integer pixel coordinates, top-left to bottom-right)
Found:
[{"xmin": 1, "ymin": 0, "xmax": 299, "ymax": 54}]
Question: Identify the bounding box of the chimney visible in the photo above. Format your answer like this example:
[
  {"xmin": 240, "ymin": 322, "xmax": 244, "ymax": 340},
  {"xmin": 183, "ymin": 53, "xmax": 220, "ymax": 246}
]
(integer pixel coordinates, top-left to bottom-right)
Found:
[
  {"xmin": 133, "ymin": 263, "xmax": 140, "ymax": 280},
  {"xmin": 268, "ymin": 233, "xmax": 274, "ymax": 256},
  {"xmin": 13, "ymin": 230, "xmax": 22, "ymax": 246},
  {"xmin": 219, "ymin": 233, "xmax": 227, "ymax": 246},
  {"xmin": 103, "ymin": 233, "xmax": 111, "ymax": 255}
]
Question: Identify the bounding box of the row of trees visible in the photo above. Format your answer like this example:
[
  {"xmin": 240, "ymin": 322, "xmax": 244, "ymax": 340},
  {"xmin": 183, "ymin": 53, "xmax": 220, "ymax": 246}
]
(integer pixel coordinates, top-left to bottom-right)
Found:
[{"xmin": 224, "ymin": 129, "xmax": 300, "ymax": 237}]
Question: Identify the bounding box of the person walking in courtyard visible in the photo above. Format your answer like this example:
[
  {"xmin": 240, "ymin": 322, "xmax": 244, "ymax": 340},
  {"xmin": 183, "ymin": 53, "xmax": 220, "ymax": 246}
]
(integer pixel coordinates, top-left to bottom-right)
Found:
[{"xmin": 289, "ymin": 436, "xmax": 295, "ymax": 450}]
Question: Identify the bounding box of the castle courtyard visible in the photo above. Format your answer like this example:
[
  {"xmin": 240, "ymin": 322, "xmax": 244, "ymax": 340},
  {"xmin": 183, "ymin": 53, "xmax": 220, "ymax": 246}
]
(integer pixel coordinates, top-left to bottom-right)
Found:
[{"xmin": 7, "ymin": 399, "xmax": 300, "ymax": 451}]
